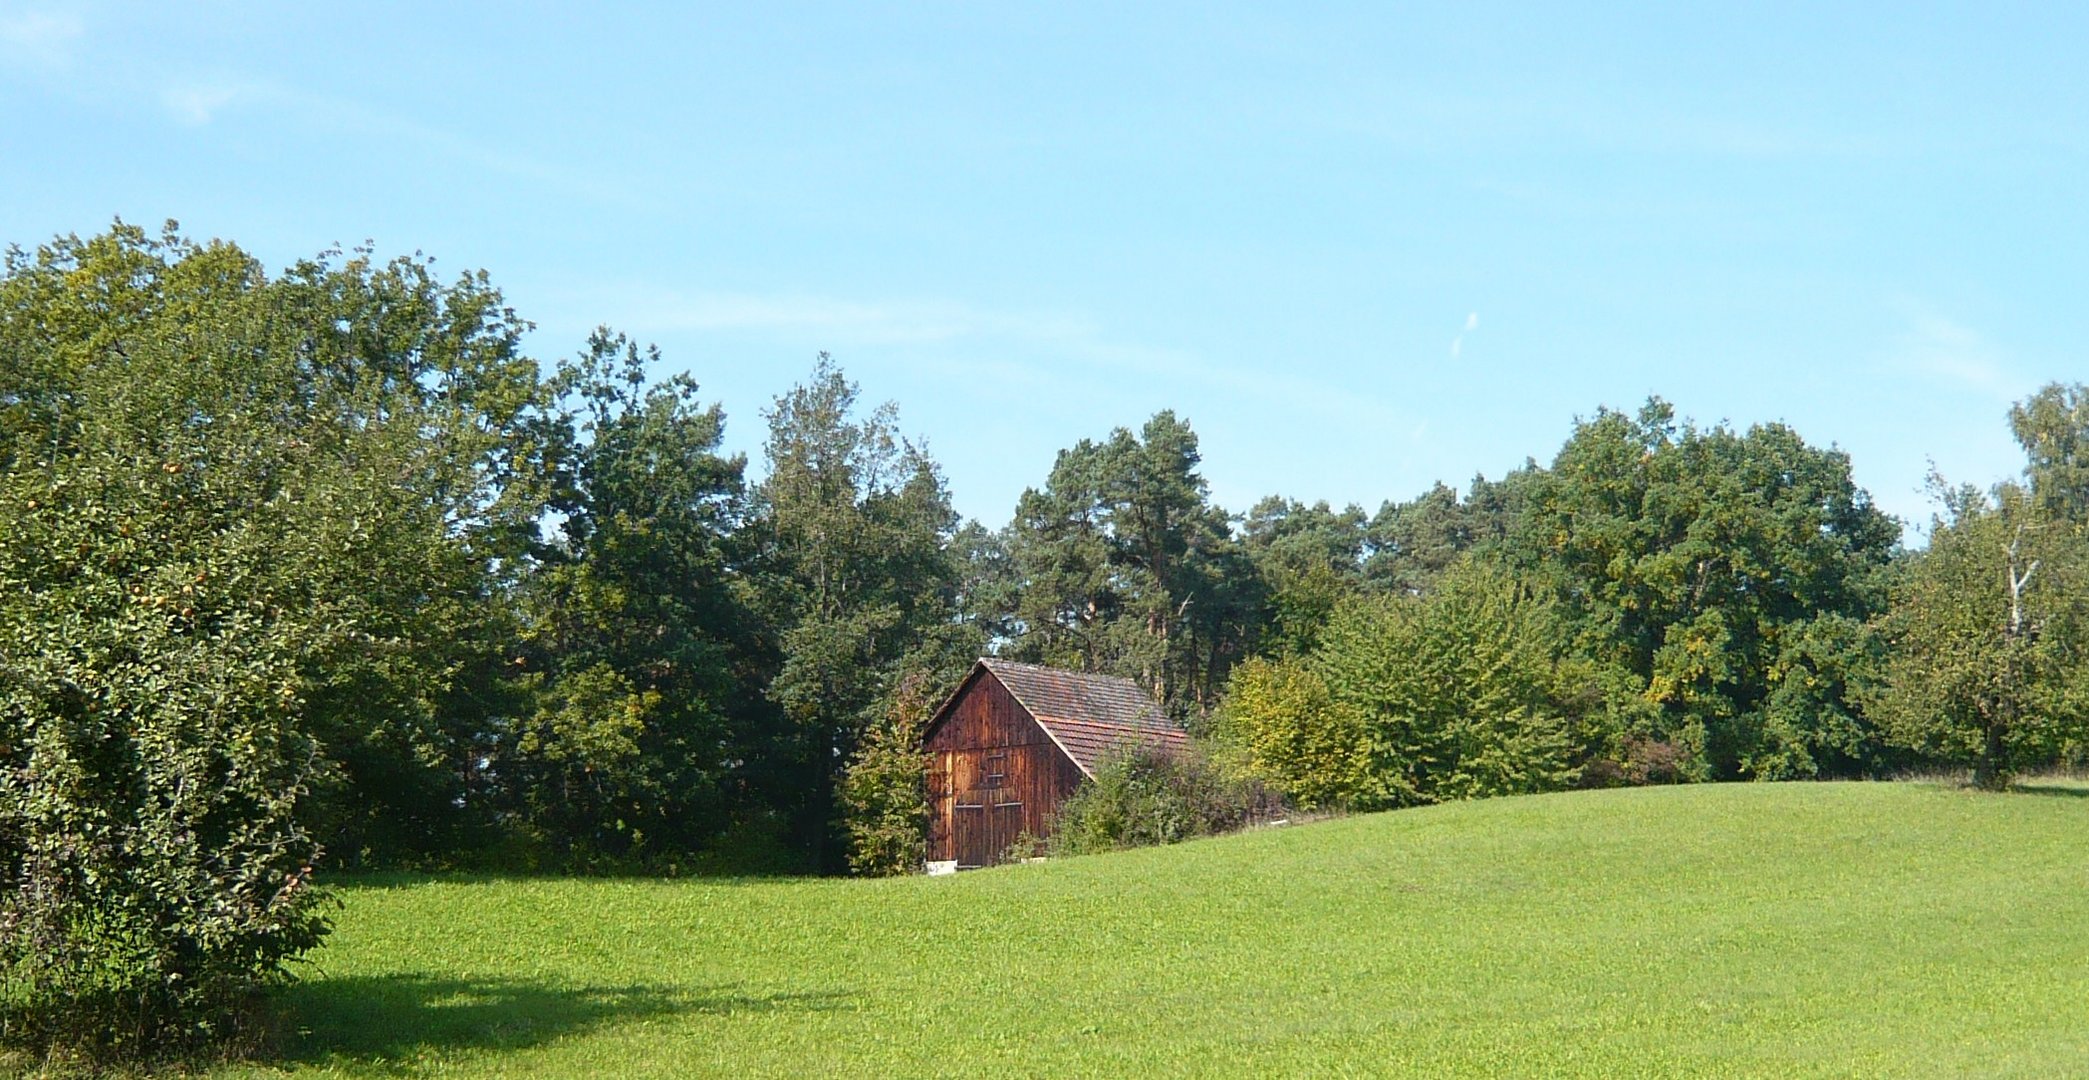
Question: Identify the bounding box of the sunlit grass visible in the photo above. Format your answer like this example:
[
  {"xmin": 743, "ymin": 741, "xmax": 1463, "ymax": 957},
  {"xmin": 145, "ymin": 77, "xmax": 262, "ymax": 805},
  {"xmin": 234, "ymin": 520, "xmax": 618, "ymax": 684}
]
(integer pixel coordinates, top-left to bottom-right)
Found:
[{"xmin": 223, "ymin": 782, "xmax": 2089, "ymax": 1077}]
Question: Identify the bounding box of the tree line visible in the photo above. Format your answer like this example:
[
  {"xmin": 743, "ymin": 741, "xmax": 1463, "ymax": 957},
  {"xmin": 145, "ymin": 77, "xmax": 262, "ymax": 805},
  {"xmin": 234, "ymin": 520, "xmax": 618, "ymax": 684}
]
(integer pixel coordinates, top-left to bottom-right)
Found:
[{"xmin": 4, "ymin": 224, "xmax": 2086, "ymax": 1060}]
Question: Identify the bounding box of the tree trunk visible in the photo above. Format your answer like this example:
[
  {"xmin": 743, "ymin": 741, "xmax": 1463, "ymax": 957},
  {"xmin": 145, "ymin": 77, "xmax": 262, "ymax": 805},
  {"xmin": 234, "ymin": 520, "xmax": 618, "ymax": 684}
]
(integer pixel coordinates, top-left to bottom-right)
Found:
[{"xmin": 1974, "ymin": 721, "xmax": 2009, "ymax": 790}]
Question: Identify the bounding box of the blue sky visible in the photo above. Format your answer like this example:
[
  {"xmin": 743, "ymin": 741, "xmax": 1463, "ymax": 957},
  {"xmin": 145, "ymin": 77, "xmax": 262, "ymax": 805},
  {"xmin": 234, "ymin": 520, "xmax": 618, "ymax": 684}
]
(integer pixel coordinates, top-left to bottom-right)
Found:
[{"xmin": 4, "ymin": 3, "xmax": 2083, "ymax": 535}]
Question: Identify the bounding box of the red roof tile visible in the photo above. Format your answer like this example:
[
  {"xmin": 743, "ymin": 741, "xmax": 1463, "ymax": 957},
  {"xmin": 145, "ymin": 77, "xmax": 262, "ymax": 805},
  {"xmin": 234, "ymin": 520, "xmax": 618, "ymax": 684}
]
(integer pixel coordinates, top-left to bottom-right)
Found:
[{"xmin": 977, "ymin": 659, "xmax": 1189, "ymax": 777}]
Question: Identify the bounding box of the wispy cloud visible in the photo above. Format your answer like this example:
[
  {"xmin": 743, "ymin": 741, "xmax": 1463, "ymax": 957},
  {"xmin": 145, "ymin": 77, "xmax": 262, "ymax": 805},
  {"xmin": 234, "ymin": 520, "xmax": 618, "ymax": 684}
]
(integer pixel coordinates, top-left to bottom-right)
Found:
[
  {"xmin": 289, "ymin": 91, "xmax": 658, "ymax": 211},
  {"xmin": 605, "ymin": 290, "xmax": 1089, "ymax": 346},
  {"xmin": 1450, "ymin": 310, "xmax": 1478, "ymax": 358},
  {"xmin": 143, "ymin": 74, "xmax": 657, "ymax": 209},
  {"xmin": 565, "ymin": 286, "xmax": 1420, "ymax": 431},
  {"xmin": 160, "ymin": 80, "xmax": 263, "ymax": 125},
  {"xmin": 1891, "ymin": 308, "xmax": 2028, "ymax": 403},
  {"xmin": 0, "ymin": 7, "xmax": 641, "ymax": 209},
  {"xmin": 0, "ymin": 8, "xmax": 84, "ymax": 70}
]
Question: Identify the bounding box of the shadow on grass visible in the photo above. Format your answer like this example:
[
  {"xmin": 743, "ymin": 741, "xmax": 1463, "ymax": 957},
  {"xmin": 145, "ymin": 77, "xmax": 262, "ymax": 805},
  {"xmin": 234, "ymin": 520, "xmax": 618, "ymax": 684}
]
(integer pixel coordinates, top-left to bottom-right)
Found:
[
  {"xmin": 2010, "ymin": 780, "xmax": 2089, "ymax": 798},
  {"xmin": 280, "ymin": 973, "xmax": 852, "ymax": 1068}
]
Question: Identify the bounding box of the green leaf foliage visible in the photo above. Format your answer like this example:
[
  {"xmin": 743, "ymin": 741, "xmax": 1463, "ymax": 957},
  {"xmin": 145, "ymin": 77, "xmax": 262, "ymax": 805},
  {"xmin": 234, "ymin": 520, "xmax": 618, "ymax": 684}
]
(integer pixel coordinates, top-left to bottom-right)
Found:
[
  {"xmin": 1210, "ymin": 656, "xmax": 1376, "ymax": 810},
  {"xmin": 1309, "ymin": 557, "xmax": 1596, "ymax": 806},
  {"xmin": 0, "ymin": 220, "xmax": 559, "ymax": 1061},
  {"xmin": 1498, "ymin": 401, "xmax": 1901, "ymax": 779},
  {"xmin": 2010, "ymin": 382, "xmax": 2089, "ymax": 522},
  {"xmin": 0, "ymin": 225, "xmax": 400, "ymax": 1060},
  {"xmin": 1239, "ymin": 497, "xmax": 1369, "ymax": 657},
  {"xmin": 1045, "ymin": 743, "xmax": 1273, "ymax": 857},
  {"xmin": 1872, "ymin": 473, "xmax": 2089, "ymax": 788},
  {"xmin": 1001, "ymin": 412, "xmax": 1264, "ymax": 720},
  {"xmin": 500, "ymin": 330, "xmax": 757, "ymax": 866},
  {"xmin": 838, "ymin": 669, "xmax": 945, "ymax": 876},
  {"xmin": 750, "ymin": 356, "xmax": 979, "ymax": 869}
]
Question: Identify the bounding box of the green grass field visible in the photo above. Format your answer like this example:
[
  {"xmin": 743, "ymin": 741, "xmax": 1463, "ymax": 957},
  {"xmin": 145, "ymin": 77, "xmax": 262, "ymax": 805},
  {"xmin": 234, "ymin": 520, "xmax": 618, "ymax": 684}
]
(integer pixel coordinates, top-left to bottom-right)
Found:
[{"xmin": 225, "ymin": 782, "xmax": 2089, "ymax": 1078}]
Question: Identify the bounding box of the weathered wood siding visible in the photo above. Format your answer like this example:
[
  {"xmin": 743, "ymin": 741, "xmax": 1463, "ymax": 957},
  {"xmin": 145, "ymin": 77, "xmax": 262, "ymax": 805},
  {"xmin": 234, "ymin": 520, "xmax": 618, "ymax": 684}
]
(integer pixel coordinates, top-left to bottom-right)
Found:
[{"xmin": 924, "ymin": 671, "xmax": 1086, "ymax": 868}]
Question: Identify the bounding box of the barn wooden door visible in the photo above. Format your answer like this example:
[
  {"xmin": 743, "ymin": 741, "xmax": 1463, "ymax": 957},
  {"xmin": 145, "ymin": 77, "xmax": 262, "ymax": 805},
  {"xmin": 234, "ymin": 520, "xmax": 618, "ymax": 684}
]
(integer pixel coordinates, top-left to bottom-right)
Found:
[
  {"xmin": 990, "ymin": 791, "xmax": 1024, "ymax": 862},
  {"xmin": 927, "ymin": 752, "xmax": 953, "ymax": 863},
  {"xmin": 952, "ymin": 789, "xmax": 987, "ymax": 869},
  {"xmin": 951, "ymin": 750, "xmax": 1026, "ymax": 869}
]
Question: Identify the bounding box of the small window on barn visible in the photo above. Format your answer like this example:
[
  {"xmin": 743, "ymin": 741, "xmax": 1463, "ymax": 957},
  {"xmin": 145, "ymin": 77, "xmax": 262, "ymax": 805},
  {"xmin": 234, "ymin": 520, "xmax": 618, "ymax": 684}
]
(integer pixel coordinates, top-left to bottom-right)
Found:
[{"xmin": 983, "ymin": 753, "xmax": 1008, "ymax": 788}]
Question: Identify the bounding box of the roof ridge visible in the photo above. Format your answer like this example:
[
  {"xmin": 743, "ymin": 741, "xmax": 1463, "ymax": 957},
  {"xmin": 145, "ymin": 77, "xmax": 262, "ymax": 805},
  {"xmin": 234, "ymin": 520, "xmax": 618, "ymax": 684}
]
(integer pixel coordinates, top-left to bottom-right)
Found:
[{"xmin": 979, "ymin": 659, "xmax": 1174, "ymax": 731}]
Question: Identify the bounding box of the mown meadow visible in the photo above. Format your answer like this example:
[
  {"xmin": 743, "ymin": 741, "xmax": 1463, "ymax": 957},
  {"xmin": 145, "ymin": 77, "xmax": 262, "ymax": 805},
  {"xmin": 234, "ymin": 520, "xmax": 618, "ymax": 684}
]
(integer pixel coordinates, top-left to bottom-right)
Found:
[{"xmin": 224, "ymin": 782, "xmax": 2089, "ymax": 1078}]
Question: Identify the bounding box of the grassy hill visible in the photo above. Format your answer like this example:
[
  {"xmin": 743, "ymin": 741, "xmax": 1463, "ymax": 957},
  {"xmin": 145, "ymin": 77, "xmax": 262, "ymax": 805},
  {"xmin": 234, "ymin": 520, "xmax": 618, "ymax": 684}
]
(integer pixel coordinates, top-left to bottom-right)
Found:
[{"xmin": 228, "ymin": 782, "xmax": 2089, "ymax": 1077}]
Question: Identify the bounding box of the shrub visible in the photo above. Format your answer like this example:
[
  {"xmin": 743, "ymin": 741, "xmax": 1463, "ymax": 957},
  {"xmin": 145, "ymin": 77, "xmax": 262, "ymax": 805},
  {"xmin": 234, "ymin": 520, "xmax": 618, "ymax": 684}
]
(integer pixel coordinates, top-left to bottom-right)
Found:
[
  {"xmin": 1211, "ymin": 656, "xmax": 1378, "ymax": 810},
  {"xmin": 0, "ymin": 225, "xmax": 523, "ymax": 1063},
  {"xmin": 1046, "ymin": 743, "xmax": 1278, "ymax": 857},
  {"xmin": 838, "ymin": 671, "xmax": 938, "ymax": 876},
  {"xmin": 0, "ymin": 457, "xmax": 332, "ymax": 1064},
  {"xmin": 1582, "ymin": 735, "xmax": 1703, "ymax": 787},
  {"xmin": 1308, "ymin": 557, "xmax": 1590, "ymax": 805}
]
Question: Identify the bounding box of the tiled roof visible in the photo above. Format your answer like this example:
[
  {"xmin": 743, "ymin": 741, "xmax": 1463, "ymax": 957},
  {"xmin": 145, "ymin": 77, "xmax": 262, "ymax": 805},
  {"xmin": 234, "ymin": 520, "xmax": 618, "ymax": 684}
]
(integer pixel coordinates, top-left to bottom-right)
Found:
[{"xmin": 979, "ymin": 659, "xmax": 1189, "ymax": 777}]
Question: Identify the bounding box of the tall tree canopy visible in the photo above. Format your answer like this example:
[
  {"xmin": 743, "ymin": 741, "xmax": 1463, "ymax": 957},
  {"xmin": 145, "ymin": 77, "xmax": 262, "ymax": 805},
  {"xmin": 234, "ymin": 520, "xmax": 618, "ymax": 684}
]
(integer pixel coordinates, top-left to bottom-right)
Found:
[
  {"xmin": 1239, "ymin": 497, "xmax": 1367, "ymax": 658},
  {"xmin": 2011, "ymin": 383, "xmax": 2089, "ymax": 521},
  {"xmin": 501, "ymin": 329, "xmax": 758, "ymax": 863},
  {"xmin": 749, "ymin": 355, "xmax": 977, "ymax": 868},
  {"xmin": 1874, "ymin": 382, "xmax": 2089, "ymax": 788},
  {"xmin": 1001, "ymin": 412, "xmax": 1261, "ymax": 719},
  {"xmin": 1494, "ymin": 400, "xmax": 1902, "ymax": 779}
]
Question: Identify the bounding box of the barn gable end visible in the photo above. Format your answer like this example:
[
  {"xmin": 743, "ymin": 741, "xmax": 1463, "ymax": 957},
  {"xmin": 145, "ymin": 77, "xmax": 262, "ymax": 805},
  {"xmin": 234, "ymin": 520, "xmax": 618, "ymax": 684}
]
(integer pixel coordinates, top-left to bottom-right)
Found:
[{"xmin": 922, "ymin": 665, "xmax": 1056, "ymax": 755}]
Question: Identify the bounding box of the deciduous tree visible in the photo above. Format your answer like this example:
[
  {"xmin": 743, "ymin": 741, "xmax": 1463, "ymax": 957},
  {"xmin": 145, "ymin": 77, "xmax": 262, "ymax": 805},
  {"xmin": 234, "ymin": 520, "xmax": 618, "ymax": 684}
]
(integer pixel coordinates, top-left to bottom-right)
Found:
[
  {"xmin": 749, "ymin": 356, "xmax": 976, "ymax": 868},
  {"xmin": 503, "ymin": 330, "xmax": 755, "ymax": 863},
  {"xmin": 1874, "ymin": 388, "xmax": 2089, "ymax": 788},
  {"xmin": 1498, "ymin": 401, "xmax": 1900, "ymax": 778}
]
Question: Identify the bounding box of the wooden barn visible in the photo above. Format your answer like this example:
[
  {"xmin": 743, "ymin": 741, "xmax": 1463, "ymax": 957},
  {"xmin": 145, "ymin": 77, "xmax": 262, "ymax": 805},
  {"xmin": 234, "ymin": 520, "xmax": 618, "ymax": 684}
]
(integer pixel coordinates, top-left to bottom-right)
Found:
[{"xmin": 922, "ymin": 658, "xmax": 1189, "ymax": 870}]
